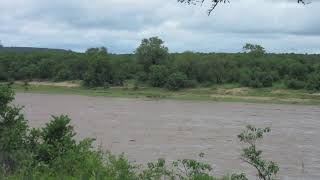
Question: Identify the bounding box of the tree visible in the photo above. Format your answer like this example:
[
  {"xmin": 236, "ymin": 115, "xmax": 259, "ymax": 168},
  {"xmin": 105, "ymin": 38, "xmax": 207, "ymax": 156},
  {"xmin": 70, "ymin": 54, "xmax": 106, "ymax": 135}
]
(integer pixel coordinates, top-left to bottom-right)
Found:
[
  {"xmin": 83, "ymin": 57, "xmax": 112, "ymax": 88},
  {"xmin": 38, "ymin": 59, "xmax": 57, "ymax": 79},
  {"xmin": 0, "ymin": 64, "xmax": 8, "ymax": 81},
  {"xmin": 83, "ymin": 47, "xmax": 114, "ymax": 87},
  {"xmin": 306, "ymin": 73, "xmax": 320, "ymax": 91},
  {"xmin": 288, "ymin": 62, "xmax": 309, "ymax": 80},
  {"xmin": 178, "ymin": 0, "xmax": 309, "ymax": 15},
  {"xmin": 243, "ymin": 43, "xmax": 266, "ymax": 57},
  {"xmin": 36, "ymin": 115, "xmax": 76, "ymax": 163},
  {"xmin": 85, "ymin": 47, "xmax": 108, "ymax": 56},
  {"xmin": 0, "ymin": 40, "xmax": 3, "ymax": 48},
  {"xmin": 173, "ymin": 51, "xmax": 201, "ymax": 80},
  {"xmin": 286, "ymin": 79, "xmax": 306, "ymax": 90},
  {"xmin": 240, "ymin": 68, "xmax": 274, "ymax": 88},
  {"xmin": 135, "ymin": 37, "xmax": 169, "ymax": 72},
  {"xmin": 166, "ymin": 72, "xmax": 188, "ymax": 90},
  {"xmin": 149, "ymin": 65, "xmax": 169, "ymax": 87}
]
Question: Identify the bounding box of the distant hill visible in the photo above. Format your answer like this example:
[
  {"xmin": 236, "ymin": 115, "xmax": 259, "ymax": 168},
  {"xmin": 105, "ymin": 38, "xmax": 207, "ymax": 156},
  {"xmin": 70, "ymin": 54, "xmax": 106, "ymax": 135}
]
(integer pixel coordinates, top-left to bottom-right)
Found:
[{"xmin": 0, "ymin": 46, "xmax": 69, "ymax": 53}]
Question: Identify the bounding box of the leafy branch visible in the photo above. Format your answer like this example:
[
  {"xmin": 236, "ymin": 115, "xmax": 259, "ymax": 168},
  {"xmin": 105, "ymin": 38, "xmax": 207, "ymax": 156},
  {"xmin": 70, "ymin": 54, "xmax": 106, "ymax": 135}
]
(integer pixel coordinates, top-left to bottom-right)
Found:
[{"xmin": 238, "ymin": 125, "xmax": 279, "ymax": 180}]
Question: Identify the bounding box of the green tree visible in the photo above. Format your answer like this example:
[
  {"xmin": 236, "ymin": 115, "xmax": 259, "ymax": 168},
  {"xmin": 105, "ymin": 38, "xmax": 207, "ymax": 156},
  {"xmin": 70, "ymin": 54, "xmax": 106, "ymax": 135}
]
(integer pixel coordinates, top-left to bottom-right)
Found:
[
  {"xmin": 0, "ymin": 64, "xmax": 8, "ymax": 81},
  {"xmin": 38, "ymin": 59, "xmax": 57, "ymax": 79},
  {"xmin": 135, "ymin": 37, "xmax": 169, "ymax": 72},
  {"xmin": 35, "ymin": 115, "xmax": 77, "ymax": 164},
  {"xmin": 243, "ymin": 43, "xmax": 266, "ymax": 57},
  {"xmin": 288, "ymin": 62, "xmax": 309, "ymax": 81},
  {"xmin": 69, "ymin": 58, "xmax": 89, "ymax": 80},
  {"xmin": 240, "ymin": 69, "xmax": 274, "ymax": 88},
  {"xmin": 166, "ymin": 72, "xmax": 188, "ymax": 91},
  {"xmin": 197, "ymin": 58, "xmax": 227, "ymax": 84},
  {"xmin": 286, "ymin": 79, "xmax": 306, "ymax": 90},
  {"xmin": 83, "ymin": 48, "xmax": 113, "ymax": 87},
  {"xmin": 173, "ymin": 51, "xmax": 201, "ymax": 80},
  {"xmin": 149, "ymin": 65, "xmax": 169, "ymax": 87},
  {"xmin": 85, "ymin": 47, "xmax": 108, "ymax": 56},
  {"xmin": 306, "ymin": 73, "xmax": 320, "ymax": 91}
]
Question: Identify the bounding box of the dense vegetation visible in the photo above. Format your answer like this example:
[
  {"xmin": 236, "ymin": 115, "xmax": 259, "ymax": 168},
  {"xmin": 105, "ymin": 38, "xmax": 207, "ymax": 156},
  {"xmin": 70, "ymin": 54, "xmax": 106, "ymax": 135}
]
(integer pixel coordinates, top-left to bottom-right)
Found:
[
  {"xmin": 0, "ymin": 37, "xmax": 319, "ymax": 91},
  {"xmin": 0, "ymin": 85, "xmax": 279, "ymax": 179}
]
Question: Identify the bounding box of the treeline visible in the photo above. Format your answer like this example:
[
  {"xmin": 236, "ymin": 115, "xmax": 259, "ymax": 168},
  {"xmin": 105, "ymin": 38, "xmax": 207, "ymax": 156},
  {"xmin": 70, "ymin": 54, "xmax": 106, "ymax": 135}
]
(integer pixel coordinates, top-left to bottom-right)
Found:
[{"xmin": 0, "ymin": 37, "xmax": 319, "ymax": 91}]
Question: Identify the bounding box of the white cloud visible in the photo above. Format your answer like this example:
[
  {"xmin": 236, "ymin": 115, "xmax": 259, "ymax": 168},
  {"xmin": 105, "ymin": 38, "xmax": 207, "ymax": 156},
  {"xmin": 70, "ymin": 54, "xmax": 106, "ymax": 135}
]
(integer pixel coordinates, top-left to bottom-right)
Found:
[{"xmin": 0, "ymin": 0, "xmax": 319, "ymax": 53}]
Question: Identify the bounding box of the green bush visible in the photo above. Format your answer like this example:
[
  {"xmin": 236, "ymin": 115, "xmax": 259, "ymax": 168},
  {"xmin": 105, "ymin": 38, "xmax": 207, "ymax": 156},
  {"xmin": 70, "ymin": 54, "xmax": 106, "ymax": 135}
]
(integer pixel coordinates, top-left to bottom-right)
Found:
[
  {"xmin": 0, "ymin": 86, "xmax": 29, "ymax": 174},
  {"xmin": 149, "ymin": 65, "xmax": 168, "ymax": 87},
  {"xmin": 166, "ymin": 72, "xmax": 188, "ymax": 90},
  {"xmin": 54, "ymin": 69, "xmax": 72, "ymax": 82},
  {"xmin": 306, "ymin": 73, "xmax": 320, "ymax": 91},
  {"xmin": 286, "ymin": 79, "xmax": 306, "ymax": 90},
  {"xmin": 136, "ymin": 71, "xmax": 148, "ymax": 82},
  {"xmin": 36, "ymin": 115, "xmax": 77, "ymax": 163},
  {"xmin": 0, "ymin": 85, "xmax": 14, "ymax": 108},
  {"xmin": 185, "ymin": 79, "xmax": 198, "ymax": 88},
  {"xmin": 83, "ymin": 56, "xmax": 113, "ymax": 88},
  {"xmin": 240, "ymin": 70, "xmax": 274, "ymax": 88}
]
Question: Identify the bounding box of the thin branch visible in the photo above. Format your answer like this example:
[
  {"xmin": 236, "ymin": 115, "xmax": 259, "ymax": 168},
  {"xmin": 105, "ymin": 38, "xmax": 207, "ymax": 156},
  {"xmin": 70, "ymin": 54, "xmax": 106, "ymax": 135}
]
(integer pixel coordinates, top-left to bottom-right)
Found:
[
  {"xmin": 179, "ymin": 0, "xmax": 310, "ymax": 15},
  {"xmin": 240, "ymin": 158, "xmax": 266, "ymax": 180}
]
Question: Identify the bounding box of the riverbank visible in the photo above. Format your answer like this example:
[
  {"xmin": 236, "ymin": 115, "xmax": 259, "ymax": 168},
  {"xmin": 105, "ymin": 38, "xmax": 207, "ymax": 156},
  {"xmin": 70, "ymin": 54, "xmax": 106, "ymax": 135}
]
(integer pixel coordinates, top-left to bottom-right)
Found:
[{"xmin": 10, "ymin": 81, "xmax": 320, "ymax": 105}]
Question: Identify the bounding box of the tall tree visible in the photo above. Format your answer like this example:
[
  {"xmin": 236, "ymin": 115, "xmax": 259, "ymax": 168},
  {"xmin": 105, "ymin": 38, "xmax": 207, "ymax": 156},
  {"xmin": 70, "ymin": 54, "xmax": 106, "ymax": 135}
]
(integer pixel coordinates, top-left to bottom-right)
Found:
[
  {"xmin": 243, "ymin": 43, "xmax": 266, "ymax": 56},
  {"xmin": 85, "ymin": 47, "xmax": 108, "ymax": 56},
  {"xmin": 135, "ymin": 37, "xmax": 169, "ymax": 72},
  {"xmin": 83, "ymin": 47, "xmax": 112, "ymax": 87}
]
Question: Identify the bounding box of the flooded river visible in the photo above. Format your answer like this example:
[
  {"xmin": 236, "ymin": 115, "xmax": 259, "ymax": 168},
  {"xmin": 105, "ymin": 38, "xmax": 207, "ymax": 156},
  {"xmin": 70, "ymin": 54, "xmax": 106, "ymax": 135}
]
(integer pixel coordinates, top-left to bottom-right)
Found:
[{"xmin": 15, "ymin": 93, "xmax": 320, "ymax": 180}]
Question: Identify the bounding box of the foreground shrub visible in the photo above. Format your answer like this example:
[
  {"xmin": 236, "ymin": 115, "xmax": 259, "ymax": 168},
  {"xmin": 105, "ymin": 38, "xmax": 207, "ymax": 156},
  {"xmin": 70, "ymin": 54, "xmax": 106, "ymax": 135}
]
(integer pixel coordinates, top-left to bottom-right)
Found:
[
  {"xmin": 0, "ymin": 85, "xmax": 14, "ymax": 108},
  {"xmin": 238, "ymin": 125, "xmax": 279, "ymax": 180},
  {"xmin": 35, "ymin": 115, "xmax": 77, "ymax": 164},
  {"xmin": 0, "ymin": 86, "xmax": 29, "ymax": 174}
]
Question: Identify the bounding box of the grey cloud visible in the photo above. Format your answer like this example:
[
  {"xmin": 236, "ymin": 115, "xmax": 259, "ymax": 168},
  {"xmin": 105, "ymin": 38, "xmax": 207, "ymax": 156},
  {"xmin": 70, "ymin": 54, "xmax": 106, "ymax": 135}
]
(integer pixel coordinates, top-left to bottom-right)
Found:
[{"xmin": 0, "ymin": 0, "xmax": 319, "ymax": 53}]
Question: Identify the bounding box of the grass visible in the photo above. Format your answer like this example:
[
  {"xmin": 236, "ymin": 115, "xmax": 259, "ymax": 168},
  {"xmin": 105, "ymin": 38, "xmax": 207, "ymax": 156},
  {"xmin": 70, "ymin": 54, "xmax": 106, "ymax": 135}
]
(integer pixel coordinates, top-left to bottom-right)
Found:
[{"xmin": 11, "ymin": 82, "xmax": 320, "ymax": 105}]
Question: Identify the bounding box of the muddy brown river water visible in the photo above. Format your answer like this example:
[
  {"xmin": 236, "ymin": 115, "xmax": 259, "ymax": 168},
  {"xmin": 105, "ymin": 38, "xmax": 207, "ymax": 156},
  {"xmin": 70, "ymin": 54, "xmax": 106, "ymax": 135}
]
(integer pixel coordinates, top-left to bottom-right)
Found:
[{"xmin": 15, "ymin": 93, "xmax": 320, "ymax": 180}]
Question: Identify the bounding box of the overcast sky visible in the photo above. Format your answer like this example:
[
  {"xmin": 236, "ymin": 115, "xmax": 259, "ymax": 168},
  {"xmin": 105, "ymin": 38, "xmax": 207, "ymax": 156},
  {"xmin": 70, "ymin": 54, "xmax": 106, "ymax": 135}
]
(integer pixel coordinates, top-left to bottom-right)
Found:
[{"xmin": 0, "ymin": 0, "xmax": 319, "ymax": 53}]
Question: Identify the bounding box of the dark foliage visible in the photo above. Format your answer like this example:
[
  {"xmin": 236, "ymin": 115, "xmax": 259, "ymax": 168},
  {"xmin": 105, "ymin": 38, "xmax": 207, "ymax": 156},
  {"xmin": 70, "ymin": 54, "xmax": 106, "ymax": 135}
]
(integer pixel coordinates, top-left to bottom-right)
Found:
[
  {"xmin": 166, "ymin": 72, "xmax": 189, "ymax": 91},
  {"xmin": 0, "ymin": 39, "xmax": 319, "ymax": 91}
]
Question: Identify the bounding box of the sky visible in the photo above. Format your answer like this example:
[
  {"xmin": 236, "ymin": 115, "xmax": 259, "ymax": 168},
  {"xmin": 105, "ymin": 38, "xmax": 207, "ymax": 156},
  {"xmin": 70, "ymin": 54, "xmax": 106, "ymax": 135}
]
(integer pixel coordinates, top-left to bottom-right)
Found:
[{"xmin": 0, "ymin": 0, "xmax": 319, "ymax": 54}]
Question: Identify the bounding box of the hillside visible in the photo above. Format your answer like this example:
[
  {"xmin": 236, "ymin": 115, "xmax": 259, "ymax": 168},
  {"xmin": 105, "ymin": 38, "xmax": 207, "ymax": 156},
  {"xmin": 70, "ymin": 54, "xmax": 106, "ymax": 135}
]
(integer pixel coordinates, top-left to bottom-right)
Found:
[{"xmin": 0, "ymin": 46, "xmax": 69, "ymax": 53}]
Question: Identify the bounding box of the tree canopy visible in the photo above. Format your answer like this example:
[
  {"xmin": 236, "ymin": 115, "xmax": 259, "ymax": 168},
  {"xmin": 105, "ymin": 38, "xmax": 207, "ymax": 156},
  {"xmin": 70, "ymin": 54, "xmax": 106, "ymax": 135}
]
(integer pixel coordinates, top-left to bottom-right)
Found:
[
  {"xmin": 243, "ymin": 43, "xmax": 265, "ymax": 57},
  {"xmin": 0, "ymin": 37, "xmax": 319, "ymax": 91},
  {"xmin": 135, "ymin": 37, "xmax": 169, "ymax": 72}
]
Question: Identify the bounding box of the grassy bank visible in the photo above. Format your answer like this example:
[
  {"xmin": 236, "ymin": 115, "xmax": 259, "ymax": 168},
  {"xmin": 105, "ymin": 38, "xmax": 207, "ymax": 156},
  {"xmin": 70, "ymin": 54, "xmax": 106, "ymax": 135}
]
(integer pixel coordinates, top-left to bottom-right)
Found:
[{"xmin": 10, "ymin": 82, "xmax": 320, "ymax": 105}]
